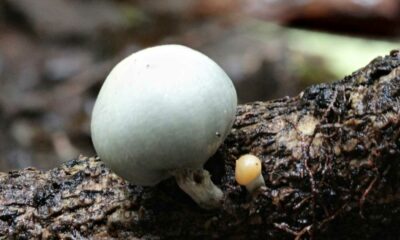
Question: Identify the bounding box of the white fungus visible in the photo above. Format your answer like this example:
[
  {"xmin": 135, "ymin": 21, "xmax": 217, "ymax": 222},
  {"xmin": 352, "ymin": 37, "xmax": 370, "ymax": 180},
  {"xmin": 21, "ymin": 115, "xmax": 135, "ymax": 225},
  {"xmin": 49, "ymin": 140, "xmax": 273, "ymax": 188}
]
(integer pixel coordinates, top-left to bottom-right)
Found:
[{"xmin": 91, "ymin": 45, "xmax": 237, "ymax": 209}]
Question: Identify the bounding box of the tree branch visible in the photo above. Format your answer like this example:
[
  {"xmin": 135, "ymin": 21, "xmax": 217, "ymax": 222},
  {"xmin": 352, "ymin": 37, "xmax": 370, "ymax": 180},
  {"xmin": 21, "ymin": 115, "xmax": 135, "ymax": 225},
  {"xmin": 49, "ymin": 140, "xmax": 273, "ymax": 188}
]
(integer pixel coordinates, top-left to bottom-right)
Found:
[{"xmin": 1, "ymin": 51, "xmax": 400, "ymax": 239}]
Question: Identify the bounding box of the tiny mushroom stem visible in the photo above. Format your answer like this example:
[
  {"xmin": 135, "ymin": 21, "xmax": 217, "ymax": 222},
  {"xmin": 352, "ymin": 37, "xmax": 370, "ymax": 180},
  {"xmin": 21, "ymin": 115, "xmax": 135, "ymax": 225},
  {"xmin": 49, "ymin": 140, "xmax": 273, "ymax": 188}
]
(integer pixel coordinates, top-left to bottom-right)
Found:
[
  {"xmin": 91, "ymin": 45, "xmax": 237, "ymax": 209},
  {"xmin": 235, "ymin": 154, "xmax": 266, "ymax": 193}
]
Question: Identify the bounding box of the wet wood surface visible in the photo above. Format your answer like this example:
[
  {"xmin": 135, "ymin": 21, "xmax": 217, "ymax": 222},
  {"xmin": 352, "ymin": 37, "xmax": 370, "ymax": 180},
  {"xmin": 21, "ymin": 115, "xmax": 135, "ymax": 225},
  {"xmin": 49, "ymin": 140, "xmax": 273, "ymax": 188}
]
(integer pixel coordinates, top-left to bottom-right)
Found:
[{"xmin": 0, "ymin": 51, "xmax": 399, "ymax": 239}]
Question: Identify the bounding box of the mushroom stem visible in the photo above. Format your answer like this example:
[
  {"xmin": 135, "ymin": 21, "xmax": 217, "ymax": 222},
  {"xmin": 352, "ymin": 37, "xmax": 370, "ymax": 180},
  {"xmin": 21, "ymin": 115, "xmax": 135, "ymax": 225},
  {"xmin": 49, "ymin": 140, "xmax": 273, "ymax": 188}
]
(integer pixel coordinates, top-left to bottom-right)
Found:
[
  {"xmin": 245, "ymin": 174, "xmax": 265, "ymax": 193},
  {"xmin": 171, "ymin": 168, "xmax": 223, "ymax": 209}
]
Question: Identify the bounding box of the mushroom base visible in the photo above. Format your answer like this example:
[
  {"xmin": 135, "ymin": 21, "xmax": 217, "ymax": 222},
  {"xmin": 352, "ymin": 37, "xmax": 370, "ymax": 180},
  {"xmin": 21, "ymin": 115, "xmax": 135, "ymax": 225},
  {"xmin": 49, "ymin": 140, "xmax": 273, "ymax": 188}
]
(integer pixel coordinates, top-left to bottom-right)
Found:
[
  {"xmin": 170, "ymin": 168, "xmax": 223, "ymax": 209},
  {"xmin": 245, "ymin": 174, "xmax": 265, "ymax": 193}
]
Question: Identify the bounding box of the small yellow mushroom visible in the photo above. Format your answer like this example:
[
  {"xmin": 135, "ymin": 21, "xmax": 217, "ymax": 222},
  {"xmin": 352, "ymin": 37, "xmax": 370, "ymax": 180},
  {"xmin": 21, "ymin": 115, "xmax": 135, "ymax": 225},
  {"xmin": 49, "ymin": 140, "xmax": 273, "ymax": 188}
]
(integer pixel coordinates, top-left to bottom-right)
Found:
[{"xmin": 235, "ymin": 154, "xmax": 266, "ymax": 193}]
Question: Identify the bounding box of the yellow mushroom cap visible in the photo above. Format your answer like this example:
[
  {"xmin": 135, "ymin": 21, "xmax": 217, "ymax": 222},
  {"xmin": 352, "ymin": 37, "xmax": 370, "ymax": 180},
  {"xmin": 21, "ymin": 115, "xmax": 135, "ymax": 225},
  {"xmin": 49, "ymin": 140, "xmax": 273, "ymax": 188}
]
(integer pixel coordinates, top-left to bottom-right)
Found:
[{"xmin": 235, "ymin": 154, "xmax": 262, "ymax": 185}]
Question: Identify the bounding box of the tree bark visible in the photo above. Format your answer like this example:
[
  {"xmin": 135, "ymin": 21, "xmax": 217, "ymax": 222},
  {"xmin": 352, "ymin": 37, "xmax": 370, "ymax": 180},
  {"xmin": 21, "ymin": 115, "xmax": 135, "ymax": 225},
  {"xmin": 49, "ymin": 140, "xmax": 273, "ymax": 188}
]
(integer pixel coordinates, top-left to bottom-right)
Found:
[{"xmin": 1, "ymin": 51, "xmax": 400, "ymax": 239}]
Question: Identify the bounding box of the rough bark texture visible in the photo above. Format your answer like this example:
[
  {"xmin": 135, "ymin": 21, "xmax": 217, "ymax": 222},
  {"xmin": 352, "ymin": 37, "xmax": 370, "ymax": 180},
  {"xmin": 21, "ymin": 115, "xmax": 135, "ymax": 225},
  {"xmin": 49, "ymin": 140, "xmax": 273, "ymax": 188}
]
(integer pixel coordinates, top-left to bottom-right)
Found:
[{"xmin": 1, "ymin": 51, "xmax": 400, "ymax": 239}]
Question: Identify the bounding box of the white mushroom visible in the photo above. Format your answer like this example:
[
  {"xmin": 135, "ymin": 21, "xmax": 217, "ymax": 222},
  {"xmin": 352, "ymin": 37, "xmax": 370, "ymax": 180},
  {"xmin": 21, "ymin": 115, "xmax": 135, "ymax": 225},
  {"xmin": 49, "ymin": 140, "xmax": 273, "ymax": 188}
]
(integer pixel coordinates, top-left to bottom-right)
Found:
[{"xmin": 91, "ymin": 44, "xmax": 237, "ymax": 209}]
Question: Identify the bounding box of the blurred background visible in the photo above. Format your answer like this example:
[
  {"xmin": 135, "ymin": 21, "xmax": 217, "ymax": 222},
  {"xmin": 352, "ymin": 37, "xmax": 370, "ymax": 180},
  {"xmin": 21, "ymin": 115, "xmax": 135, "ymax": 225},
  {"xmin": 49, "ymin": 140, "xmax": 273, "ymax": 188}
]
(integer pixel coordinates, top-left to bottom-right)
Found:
[{"xmin": 0, "ymin": 0, "xmax": 399, "ymax": 171}]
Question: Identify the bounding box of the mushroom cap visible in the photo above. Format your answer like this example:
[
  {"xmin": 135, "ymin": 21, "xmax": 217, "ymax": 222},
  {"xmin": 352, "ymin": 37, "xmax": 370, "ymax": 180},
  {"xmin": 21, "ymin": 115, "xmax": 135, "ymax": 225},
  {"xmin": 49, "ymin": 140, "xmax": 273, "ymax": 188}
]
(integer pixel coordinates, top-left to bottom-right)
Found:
[
  {"xmin": 235, "ymin": 154, "xmax": 262, "ymax": 185},
  {"xmin": 91, "ymin": 45, "xmax": 237, "ymax": 186}
]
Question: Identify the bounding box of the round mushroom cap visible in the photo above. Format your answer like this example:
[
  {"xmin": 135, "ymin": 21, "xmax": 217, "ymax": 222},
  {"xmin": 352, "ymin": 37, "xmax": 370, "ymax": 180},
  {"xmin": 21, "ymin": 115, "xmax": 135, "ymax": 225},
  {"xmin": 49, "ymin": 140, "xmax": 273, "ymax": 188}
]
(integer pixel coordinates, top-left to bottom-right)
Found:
[
  {"xmin": 235, "ymin": 154, "xmax": 262, "ymax": 185},
  {"xmin": 91, "ymin": 45, "xmax": 237, "ymax": 186}
]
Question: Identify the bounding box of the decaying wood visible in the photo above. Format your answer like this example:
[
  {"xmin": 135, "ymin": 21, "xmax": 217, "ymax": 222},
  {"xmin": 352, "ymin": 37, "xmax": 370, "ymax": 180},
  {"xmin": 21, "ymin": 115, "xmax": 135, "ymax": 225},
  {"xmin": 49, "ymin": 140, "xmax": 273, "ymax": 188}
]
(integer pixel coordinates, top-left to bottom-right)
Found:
[{"xmin": 1, "ymin": 51, "xmax": 400, "ymax": 239}]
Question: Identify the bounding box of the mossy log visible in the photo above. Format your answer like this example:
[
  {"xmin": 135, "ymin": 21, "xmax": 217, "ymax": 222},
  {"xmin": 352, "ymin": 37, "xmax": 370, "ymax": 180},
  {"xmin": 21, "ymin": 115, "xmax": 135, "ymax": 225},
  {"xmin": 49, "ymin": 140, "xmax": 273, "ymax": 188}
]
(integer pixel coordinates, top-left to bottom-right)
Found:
[{"xmin": 1, "ymin": 51, "xmax": 400, "ymax": 239}]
